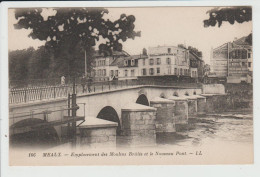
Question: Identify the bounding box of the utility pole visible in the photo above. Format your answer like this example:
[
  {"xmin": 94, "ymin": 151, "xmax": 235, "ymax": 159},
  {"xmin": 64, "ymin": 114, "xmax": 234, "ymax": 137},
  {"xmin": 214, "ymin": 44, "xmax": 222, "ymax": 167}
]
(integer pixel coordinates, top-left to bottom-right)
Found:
[{"xmin": 85, "ymin": 49, "xmax": 87, "ymax": 77}]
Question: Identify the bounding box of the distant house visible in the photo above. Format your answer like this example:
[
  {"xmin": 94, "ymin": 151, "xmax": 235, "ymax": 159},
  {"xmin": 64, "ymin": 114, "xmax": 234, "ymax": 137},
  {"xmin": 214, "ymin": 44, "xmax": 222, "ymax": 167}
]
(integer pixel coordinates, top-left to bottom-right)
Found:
[
  {"xmin": 92, "ymin": 50, "xmax": 130, "ymax": 81},
  {"xmin": 139, "ymin": 46, "xmax": 190, "ymax": 77},
  {"xmin": 210, "ymin": 35, "xmax": 252, "ymax": 83},
  {"xmin": 189, "ymin": 51, "xmax": 205, "ymax": 79},
  {"xmin": 118, "ymin": 54, "xmax": 148, "ymax": 80}
]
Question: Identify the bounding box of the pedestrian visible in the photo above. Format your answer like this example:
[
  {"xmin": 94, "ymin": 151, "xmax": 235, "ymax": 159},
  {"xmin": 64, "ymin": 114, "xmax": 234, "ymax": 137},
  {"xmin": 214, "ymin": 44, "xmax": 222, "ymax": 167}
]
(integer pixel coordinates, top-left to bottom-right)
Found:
[
  {"xmin": 81, "ymin": 75, "xmax": 86, "ymax": 93},
  {"xmin": 61, "ymin": 76, "xmax": 65, "ymax": 86},
  {"xmin": 87, "ymin": 77, "xmax": 93, "ymax": 93}
]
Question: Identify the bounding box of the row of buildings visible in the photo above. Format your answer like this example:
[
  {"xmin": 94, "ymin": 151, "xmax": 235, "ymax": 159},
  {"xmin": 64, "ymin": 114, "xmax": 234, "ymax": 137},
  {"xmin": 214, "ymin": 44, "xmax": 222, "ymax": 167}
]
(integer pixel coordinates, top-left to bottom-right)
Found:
[
  {"xmin": 91, "ymin": 45, "xmax": 205, "ymax": 82},
  {"xmin": 210, "ymin": 35, "xmax": 253, "ymax": 83}
]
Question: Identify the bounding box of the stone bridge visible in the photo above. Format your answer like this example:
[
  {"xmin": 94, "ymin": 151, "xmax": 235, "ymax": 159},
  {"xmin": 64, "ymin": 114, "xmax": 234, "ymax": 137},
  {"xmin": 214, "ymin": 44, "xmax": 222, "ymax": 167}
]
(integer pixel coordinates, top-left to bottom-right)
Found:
[{"xmin": 9, "ymin": 84, "xmax": 225, "ymax": 148}]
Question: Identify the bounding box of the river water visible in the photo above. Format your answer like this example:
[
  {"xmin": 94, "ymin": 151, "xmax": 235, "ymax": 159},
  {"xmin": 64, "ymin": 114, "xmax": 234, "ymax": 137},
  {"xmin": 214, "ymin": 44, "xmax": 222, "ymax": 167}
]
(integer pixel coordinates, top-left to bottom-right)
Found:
[{"xmin": 157, "ymin": 113, "xmax": 253, "ymax": 148}]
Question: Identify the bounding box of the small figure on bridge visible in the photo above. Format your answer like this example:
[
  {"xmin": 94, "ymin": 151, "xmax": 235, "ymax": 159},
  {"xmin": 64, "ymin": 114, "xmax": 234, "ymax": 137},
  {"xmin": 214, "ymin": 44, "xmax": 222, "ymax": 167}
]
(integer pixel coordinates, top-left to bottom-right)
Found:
[
  {"xmin": 81, "ymin": 75, "xmax": 87, "ymax": 93},
  {"xmin": 87, "ymin": 77, "xmax": 93, "ymax": 93},
  {"xmin": 61, "ymin": 76, "xmax": 65, "ymax": 86}
]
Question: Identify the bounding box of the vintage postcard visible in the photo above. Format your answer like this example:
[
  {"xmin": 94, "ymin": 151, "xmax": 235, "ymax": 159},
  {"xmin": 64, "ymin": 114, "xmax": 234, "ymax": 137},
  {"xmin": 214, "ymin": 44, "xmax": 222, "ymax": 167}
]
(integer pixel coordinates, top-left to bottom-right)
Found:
[{"xmin": 1, "ymin": 1, "xmax": 258, "ymax": 175}]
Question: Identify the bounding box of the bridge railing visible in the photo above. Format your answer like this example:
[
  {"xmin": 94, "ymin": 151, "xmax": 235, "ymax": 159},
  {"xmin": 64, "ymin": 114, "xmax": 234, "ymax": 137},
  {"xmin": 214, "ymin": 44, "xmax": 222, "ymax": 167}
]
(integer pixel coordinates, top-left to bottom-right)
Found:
[{"xmin": 9, "ymin": 79, "xmax": 200, "ymax": 104}]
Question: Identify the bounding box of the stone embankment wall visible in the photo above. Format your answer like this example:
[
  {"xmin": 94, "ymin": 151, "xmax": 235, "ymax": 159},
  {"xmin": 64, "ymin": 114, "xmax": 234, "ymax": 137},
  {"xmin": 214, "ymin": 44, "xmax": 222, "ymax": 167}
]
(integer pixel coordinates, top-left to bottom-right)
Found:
[
  {"xmin": 202, "ymin": 83, "xmax": 252, "ymax": 113},
  {"xmin": 225, "ymin": 84, "xmax": 253, "ymax": 112}
]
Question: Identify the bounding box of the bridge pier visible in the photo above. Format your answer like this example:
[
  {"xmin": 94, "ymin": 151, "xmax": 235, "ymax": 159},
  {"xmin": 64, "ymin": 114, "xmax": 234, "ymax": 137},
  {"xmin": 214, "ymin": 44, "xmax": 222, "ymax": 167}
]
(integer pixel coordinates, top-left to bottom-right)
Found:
[
  {"xmin": 184, "ymin": 95, "xmax": 198, "ymax": 118},
  {"xmin": 150, "ymin": 97, "xmax": 176, "ymax": 133},
  {"xmin": 167, "ymin": 96, "xmax": 189, "ymax": 132},
  {"xmin": 118, "ymin": 103, "xmax": 157, "ymax": 148},
  {"xmin": 195, "ymin": 95, "xmax": 207, "ymax": 115},
  {"xmin": 76, "ymin": 117, "xmax": 118, "ymax": 148}
]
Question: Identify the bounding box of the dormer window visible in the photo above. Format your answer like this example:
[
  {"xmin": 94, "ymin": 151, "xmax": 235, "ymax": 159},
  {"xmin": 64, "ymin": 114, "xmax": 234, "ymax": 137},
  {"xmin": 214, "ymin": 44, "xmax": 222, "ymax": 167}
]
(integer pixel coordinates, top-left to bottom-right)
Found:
[
  {"xmin": 131, "ymin": 59, "xmax": 135, "ymax": 66},
  {"xmin": 124, "ymin": 60, "xmax": 128, "ymax": 66}
]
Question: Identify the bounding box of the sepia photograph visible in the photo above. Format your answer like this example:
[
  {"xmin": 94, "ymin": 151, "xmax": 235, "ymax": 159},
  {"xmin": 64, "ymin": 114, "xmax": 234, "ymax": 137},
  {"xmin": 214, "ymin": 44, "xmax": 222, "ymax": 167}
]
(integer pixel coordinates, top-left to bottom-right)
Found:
[{"xmin": 2, "ymin": 2, "xmax": 256, "ymax": 169}]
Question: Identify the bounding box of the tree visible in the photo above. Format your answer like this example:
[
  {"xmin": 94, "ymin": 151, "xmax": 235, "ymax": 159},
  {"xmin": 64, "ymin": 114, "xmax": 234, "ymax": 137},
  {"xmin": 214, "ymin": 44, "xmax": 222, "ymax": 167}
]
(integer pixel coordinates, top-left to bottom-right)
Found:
[
  {"xmin": 142, "ymin": 48, "xmax": 147, "ymax": 56},
  {"xmin": 177, "ymin": 44, "xmax": 186, "ymax": 49},
  {"xmin": 188, "ymin": 46, "xmax": 202, "ymax": 58},
  {"xmin": 203, "ymin": 7, "xmax": 252, "ymax": 45},
  {"xmin": 14, "ymin": 8, "xmax": 141, "ymax": 76},
  {"xmin": 203, "ymin": 6, "xmax": 252, "ymax": 28},
  {"xmin": 9, "ymin": 47, "xmax": 35, "ymax": 81}
]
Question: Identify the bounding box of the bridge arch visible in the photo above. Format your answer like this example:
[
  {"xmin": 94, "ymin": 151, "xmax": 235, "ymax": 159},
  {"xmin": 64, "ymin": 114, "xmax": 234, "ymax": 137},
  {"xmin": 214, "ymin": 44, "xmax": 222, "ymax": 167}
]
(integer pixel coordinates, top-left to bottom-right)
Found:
[
  {"xmin": 136, "ymin": 94, "xmax": 149, "ymax": 106},
  {"xmin": 97, "ymin": 106, "xmax": 121, "ymax": 135},
  {"xmin": 185, "ymin": 91, "xmax": 189, "ymax": 96},
  {"xmin": 10, "ymin": 118, "xmax": 59, "ymax": 148},
  {"xmin": 160, "ymin": 93, "xmax": 166, "ymax": 98},
  {"xmin": 173, "ymin": 91, "xmax": 179, "ymax": 96},
  {"xmin": 193, "ymin": 90, "xmax": 197, "ymax": 95}
]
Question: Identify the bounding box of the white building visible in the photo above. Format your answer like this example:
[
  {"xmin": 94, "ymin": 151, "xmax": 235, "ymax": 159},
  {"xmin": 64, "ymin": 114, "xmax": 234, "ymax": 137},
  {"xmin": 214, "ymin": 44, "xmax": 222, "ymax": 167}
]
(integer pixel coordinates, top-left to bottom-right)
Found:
[{"xmin": 138, "ymin": 46, "xmax": 190, "ymax": 77}]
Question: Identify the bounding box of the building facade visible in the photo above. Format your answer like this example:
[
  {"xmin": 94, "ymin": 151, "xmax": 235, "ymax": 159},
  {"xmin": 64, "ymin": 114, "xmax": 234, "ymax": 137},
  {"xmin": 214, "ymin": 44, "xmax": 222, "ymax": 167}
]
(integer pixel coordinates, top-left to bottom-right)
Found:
[
  {"xmin": 210, "ymin": 35, "xmax": 252, "ymax": 83},
  {"xmin": 92, "ymin": 50, "xmax": 130, "ymax": 81},
  {"xmin": 92, "ymin": 45, "xmax": 205, "ymax": 82},
  {"xmin": 138, "ymin": 46, "xmax": 190, "ymax": 77}
]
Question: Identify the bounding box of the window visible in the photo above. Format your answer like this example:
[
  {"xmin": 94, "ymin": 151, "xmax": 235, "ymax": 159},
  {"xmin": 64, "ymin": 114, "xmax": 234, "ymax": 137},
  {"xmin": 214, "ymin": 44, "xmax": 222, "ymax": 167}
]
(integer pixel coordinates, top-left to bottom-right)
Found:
[
  {"xmin": 149, "ymin": 68, "xmax": 154, "ymax": 75},
  {"xmin": 167, "ymin": 58, "xmax": 171, "ymax": 65},
  {"xmin": 242, "ymin": 62, "xmax": 247, "ymax": 66},
  {"xmin": 180, "ymin": 68, "xmax": 183, "ymax": 75},
  {"xmin": 174, "ymin": 58, "xmax": 178, "ymax": 65},
  {"xmin": 110, "ymin": 70, "xmax": 114, "ymax": 77},
  {"xmin": 149, "ymin": 59, "xmax": 154, "ymax": 65},
  {"xmin": 174, "ymin": 68, "xmax": 177, "ymax": 75},
  {"xmin": 131, "ymin": 69, "xmax": 135, "ymax": 76},
  {"xmin": 142, "ymin": 69, "xmax": 147, "ymax": 76},
  {"xmin": 167, "ymin": 67, "xmax": 171, "ymax": 74},
  {"xmin": 168, "ymin": 48, "xmax": 171, "ymax": 53},
  {"xmin": 156, "ymin": 58, "xmax": 161, "ymax": 65},
  {"xmin": 143, "ymin": 59, "xmax": 145, "ymax": 66},
  {"xmin": 248, "ymin": 62, "xmax": 251, "ymax": 67},
  {"xmin": 248, "ymin": 53, "xmax": 251, "ymax": 58},
  {"xmin": 115, "ymin": 70, "xmax": 118, "ymax": 76},
  {"xmin": 157, "ymin": 67, "xmax": 160, "ymax": 74},
  {"xmin": 103, "ymin": 69, "xmax": 106, "ymax": 76},
  {"xmin": 124, "ymin": 70, "xmax": 128, "ymax": 77}
]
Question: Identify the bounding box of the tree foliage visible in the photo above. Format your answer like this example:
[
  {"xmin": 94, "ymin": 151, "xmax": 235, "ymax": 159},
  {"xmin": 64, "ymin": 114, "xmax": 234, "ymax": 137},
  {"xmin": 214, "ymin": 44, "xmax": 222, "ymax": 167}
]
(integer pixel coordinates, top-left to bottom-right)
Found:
[
  {"xmin": 203, "ymin": 6, "xmax": 252, "ymax": 28},
  {"xmin": 188, "ymin": 46, "xmax": 202, "ymax": 57},
  {"xmin": 9, "ymin": 47, "xmax": 34, "ymax": 81},
  {"xmin": 14, "ymin": 8, "xmax": 141, "ymax": 56},
  {"xmin": 9, "ymin": 45, "xmax": 95, "ymax": 83}
]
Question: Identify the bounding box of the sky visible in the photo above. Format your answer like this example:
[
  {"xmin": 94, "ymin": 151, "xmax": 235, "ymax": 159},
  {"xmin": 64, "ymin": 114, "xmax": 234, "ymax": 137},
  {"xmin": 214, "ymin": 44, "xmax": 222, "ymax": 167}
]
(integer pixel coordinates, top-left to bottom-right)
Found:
[{"xmin": 8, "ymin": 7, "xmax": 252, "ymax": 64}]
